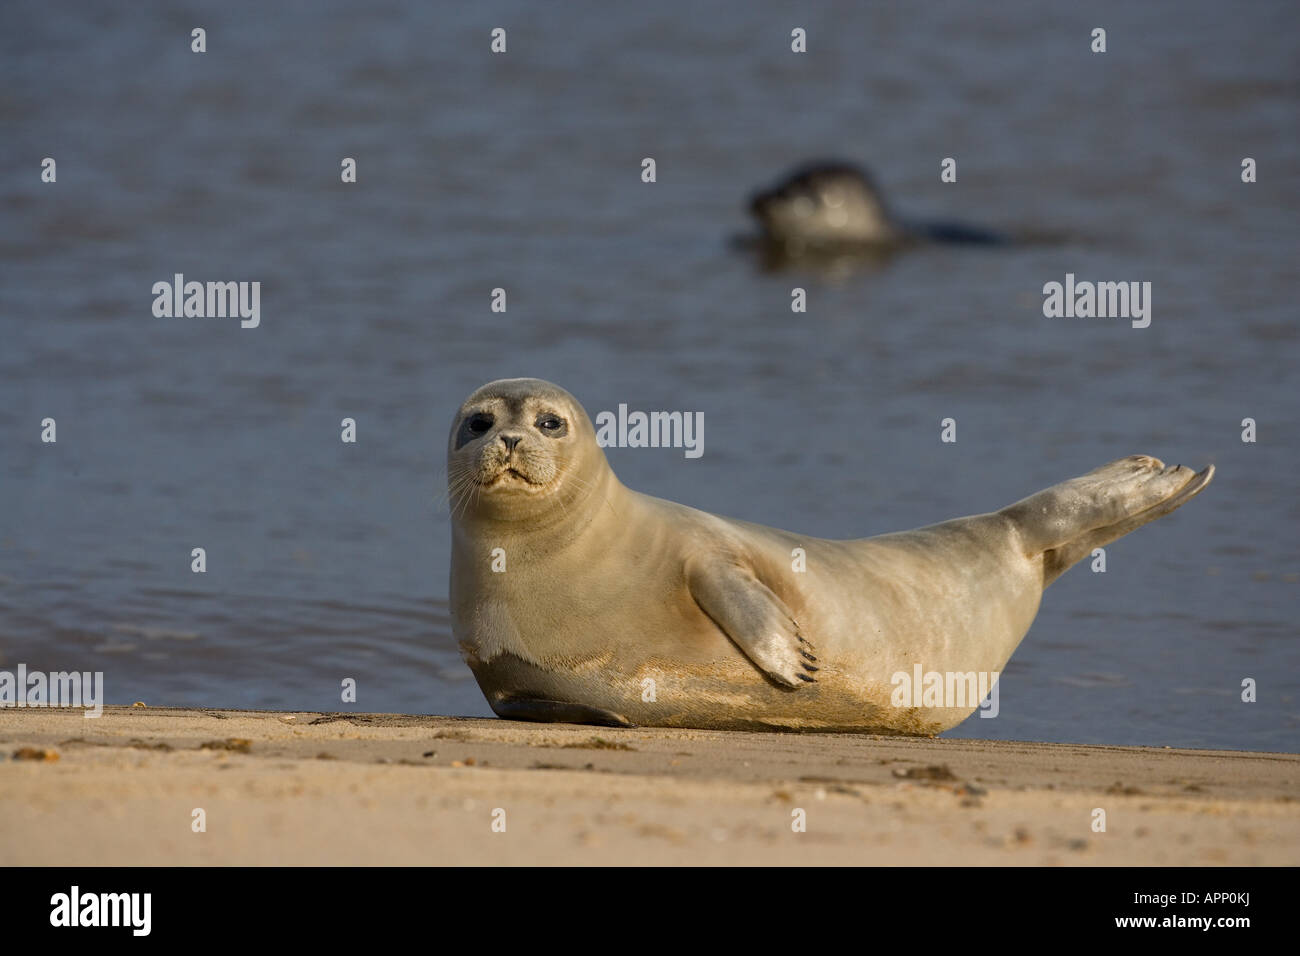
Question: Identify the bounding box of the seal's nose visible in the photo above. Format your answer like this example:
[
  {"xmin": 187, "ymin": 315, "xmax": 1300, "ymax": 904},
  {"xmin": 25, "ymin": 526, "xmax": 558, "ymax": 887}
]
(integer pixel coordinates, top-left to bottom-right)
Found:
[{"xmin": 500, "ymin": 434, "xmax": 521, "ymax": 453}]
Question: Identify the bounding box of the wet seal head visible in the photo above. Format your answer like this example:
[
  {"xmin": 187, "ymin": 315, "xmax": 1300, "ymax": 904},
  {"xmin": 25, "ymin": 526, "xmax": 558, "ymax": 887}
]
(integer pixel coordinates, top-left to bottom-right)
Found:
[
  {"xmin": 749, "ymin": 161, "xmax": 899, "ymax": 245},
  {"xmin": 446, "ymin": 377, "xmax": 608, "ymax": 523}
]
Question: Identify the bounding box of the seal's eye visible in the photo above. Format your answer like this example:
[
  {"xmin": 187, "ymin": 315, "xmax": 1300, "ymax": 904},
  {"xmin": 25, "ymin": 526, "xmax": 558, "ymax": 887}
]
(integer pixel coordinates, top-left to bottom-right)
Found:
[
  {"xmin": 535, "ymin": 414, "xmax": 566, "ymax": 436},
  {"xmin": 468, "ymin": 414, "xmax": 494, "ymax": 435}
]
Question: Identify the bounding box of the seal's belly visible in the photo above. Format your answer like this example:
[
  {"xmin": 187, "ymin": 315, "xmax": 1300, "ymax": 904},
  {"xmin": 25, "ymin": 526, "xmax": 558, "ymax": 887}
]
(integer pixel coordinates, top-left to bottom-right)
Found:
[
  {"xmin": 469, "ymin": 648, "xmax": 955, "ymax": 734},
  {"xmin": 463, "ymin": 605, "xmax": 997, "ymax": 735}
]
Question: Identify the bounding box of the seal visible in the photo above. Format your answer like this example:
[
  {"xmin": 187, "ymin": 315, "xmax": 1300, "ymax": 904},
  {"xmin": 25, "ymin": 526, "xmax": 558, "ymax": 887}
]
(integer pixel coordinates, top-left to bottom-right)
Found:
[
  {"xmin": 748, "ymin": 160, "xmax": 1008, "ymax": 252},
  {"xmin": 448, "ymin": 378, "xmax": 1214, "ymax": 734}
]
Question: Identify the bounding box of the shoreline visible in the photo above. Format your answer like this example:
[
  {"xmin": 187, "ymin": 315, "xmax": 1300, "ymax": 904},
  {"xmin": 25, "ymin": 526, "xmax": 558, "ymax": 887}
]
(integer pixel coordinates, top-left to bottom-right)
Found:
[{"xmin": 2, "ymin": 707, "xmax": 1297, "ymax": 865}]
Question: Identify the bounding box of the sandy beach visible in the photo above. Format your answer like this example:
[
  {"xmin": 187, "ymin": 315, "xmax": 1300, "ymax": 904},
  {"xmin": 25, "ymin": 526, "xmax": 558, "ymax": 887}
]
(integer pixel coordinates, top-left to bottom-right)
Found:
[{"xmin": 0, "ymin": 706, "xmax": 1296, "ymax": 865}]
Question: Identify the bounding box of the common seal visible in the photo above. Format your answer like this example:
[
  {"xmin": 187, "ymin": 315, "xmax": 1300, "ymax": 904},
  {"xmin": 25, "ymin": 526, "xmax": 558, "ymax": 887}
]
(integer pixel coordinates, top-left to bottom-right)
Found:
[
  {"xmin": 447, "ymin": 378, "xmax": 1213, "ymax": 734},
  {"xmin": 748, "ymin": 160, "xmax": 1008, "ymax": 252}
]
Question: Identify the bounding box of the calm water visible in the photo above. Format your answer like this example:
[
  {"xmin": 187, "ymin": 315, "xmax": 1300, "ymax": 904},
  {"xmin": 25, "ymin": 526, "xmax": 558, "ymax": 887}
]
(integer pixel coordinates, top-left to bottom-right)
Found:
[{"xmin": 1, "ymin": 1, "xmax": 1297, "ymax": 751}]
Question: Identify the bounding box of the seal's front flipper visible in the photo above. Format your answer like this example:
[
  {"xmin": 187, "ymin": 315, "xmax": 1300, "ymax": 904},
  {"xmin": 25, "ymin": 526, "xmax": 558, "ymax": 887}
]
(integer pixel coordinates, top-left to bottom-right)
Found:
[
  {"xmin": 491, "ymin": 697, "xmax": 633, "ymax": 728},
  {"xmin": 687, "ymin": 558, "xmax": 818, "ymax": 689}
]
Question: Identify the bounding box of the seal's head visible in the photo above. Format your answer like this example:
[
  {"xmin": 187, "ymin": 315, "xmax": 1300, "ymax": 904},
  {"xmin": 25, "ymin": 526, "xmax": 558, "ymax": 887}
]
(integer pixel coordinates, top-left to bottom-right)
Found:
[
  {"xmin": 447, "ymin": 378, "xmax": 609, "ymax": 524},
  {"xmin": 749, "ymin": 161, "xmax": 899, "ymax": 245}
]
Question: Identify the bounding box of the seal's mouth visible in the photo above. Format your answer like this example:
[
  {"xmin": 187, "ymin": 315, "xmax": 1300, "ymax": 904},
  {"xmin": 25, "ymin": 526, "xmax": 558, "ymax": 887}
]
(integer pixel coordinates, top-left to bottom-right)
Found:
[{"xmin": 480, "ymin": 466, "xmax": 543, "ymax": 489}]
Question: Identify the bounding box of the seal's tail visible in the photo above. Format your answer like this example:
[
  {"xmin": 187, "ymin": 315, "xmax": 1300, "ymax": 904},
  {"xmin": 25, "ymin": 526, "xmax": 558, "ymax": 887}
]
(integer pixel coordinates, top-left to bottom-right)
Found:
[{"xmin": 998, "ymin": 455, "xmax": 1215, "ymax": 587}]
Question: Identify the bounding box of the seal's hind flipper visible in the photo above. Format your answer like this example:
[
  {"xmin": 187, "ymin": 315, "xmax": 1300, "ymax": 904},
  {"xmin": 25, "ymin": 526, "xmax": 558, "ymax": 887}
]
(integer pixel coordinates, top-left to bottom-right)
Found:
[
  {"xmin": 687, "ymin": 557, "xmax": 819, "ymax": 689},
  {"xmin": 1041, "ymin": 464, "xmax": 1215, "ymax": 585},
  {"xmin": 999, "ymin": 455, "xmax": 1215, "ymax": 586},
  {"xmin": 490, "ymin": 697, "xmax": 633, "ymax": 728}
]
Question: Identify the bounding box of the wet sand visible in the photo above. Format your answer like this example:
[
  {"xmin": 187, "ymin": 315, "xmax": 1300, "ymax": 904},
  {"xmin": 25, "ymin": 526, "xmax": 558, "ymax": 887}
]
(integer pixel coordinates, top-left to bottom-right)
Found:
[{"xmin": 1, "ymin": 707, "xmax": 1296, "ymax": 865}]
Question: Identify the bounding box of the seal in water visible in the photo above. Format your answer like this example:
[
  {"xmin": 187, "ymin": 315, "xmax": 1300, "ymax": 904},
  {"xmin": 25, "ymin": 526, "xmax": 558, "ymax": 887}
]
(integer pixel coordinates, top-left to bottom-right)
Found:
[
  {"xmin": 448, "ymin": 378, "xmax": 1213, "ymax": 733},
  {"xmin": 748, "ymin": 160, "xmax": 1009, "ymax": 253}
]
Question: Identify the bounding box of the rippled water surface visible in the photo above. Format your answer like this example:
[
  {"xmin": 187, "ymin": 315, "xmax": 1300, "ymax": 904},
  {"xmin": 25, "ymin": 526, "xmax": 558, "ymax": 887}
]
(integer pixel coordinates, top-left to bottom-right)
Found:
[{"xmin": 1, "ymin": 1, "xmax": 1297, "ymax": 750}]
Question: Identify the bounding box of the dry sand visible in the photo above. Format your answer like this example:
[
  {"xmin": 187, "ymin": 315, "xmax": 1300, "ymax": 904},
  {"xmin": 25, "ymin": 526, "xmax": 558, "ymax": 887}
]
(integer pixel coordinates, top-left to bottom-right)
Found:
[{"xmin": 1, "ymin": 706, "xmax": 1296, "ymax": 865}]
